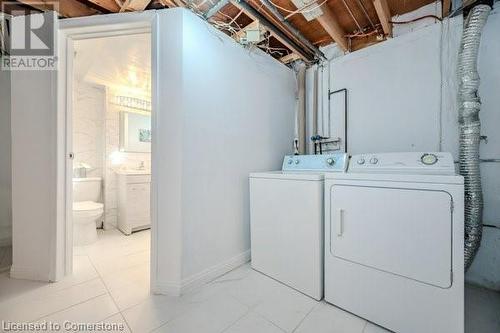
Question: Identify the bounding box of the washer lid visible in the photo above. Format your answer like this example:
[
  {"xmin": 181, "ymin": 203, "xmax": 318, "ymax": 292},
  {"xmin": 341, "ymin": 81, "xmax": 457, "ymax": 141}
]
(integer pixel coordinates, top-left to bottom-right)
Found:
[
  {"xmin": 73, "ymin": 201, "xmax": 104, "ymax": 211},
  {"xmin": 249, "ymin": 171, "xmax": 325, "ymax": 181}
]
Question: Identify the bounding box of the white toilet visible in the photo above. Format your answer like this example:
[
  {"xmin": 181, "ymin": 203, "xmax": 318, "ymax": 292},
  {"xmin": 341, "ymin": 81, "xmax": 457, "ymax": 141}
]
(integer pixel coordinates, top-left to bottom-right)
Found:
[{"xmin": 73, "ymin": 177, "xmax": 104, "ymax": 246}]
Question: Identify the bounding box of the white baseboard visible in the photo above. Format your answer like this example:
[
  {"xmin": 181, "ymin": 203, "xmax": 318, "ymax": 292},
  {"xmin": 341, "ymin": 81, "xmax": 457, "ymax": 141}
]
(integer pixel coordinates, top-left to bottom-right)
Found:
[
  {"xmin": 10, "ymin": 265, "xmax": 51, "ymax": 282},
  {"xmin": 180, "ymin": 250, "xmax": 251, "ymax": 294},
  {"xmin": 151, "ymin": 250, "xmax": 251, "ymax": 297},
  {"xmin": 152, "ymin": 281, "xmax": 182, "ymax": 296}
]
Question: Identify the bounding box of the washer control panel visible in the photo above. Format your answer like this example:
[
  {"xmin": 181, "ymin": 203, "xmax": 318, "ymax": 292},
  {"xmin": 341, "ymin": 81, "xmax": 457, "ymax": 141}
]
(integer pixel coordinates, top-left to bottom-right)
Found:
[
  {"xmin": 282, "ymin": 153, "xmax": 348, "ymax": 172},
  {"xmin": 349, "ymin": 152, "xmax": 455, "ymax": 175}
]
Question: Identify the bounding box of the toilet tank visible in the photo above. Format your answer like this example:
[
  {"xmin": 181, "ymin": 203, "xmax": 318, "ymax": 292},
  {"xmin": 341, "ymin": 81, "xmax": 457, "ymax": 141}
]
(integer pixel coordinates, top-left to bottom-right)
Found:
[{"xmin": 73, "ymin": 177, "xmax": 102, "ymax": 202}]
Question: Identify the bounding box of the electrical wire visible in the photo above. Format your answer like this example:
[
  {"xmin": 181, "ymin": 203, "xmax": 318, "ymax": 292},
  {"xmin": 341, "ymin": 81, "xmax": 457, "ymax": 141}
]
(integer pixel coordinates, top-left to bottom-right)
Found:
[
  {"xmin": 267, "ymin": 0, "xmax": 328, "ymax": 16},
  {"xmin": 390, "ymin": 15, "xmax": 443, "ymax": 24},
  {"xmin": 283, "ymin": 0, "xmax": 329, "ymax": 20}
]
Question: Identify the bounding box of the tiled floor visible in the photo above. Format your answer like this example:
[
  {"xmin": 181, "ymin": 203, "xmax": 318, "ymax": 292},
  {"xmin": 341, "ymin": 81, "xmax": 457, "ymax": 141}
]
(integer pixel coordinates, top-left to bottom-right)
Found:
[
  {"xmin": 0, "ymin": 229, "xmax": 499, "ymax": 333},
  {"xmin": 0, "ymin": 245, "xmax": 12, "ymax": 273}
]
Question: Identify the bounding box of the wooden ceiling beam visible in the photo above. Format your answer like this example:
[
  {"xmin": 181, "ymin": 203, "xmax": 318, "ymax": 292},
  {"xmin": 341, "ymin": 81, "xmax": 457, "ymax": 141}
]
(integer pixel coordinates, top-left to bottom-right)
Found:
[
  {"xmin": 442, "ymin": 0, "xmax": 451, "ymax": 17},
  {"xmin": 230, "ymin": 0, "xmax": 313, "ymax": 62},
  {"xmin": 119, "ymin": 0, "xmax": 151, "ymax": 12},
  {"xmin": 373, "ymin": 0, "xmax": 392, "ymax": 36},
  {"xmin": 316, "ymin": 5, "xmax": 348, "ymax": 51},
  {"xmin": 16, "ymin": 0, "xmax": 97, "ymax": 17},
  {"xmin": 86, "ymin": 0, "xmax": 121, "ymax": 12},
  {"xmin": 158, "ymin": 0, "xmax": 178, "ymax": 7}
]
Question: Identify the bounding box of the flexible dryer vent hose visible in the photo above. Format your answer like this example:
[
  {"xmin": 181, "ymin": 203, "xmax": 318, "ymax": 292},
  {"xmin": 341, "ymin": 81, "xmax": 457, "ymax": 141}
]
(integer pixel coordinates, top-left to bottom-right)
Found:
[{"xmin": 458, "ymin": 4, "xmax": 491, "ymax": 271}]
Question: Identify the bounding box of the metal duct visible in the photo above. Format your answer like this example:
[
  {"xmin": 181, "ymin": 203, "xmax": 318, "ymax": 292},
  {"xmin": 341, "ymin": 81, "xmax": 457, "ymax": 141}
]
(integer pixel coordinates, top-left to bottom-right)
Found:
[{"xmin": 458, "ymin": 4, "xmax": 491, "ymax": 271}]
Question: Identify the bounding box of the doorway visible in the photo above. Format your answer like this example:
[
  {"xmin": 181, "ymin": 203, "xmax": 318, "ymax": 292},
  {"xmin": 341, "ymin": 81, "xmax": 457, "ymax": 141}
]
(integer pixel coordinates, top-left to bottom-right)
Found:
[
  {"xmin": 69, "ymin": 32, "xmax": 152, "ymax": 296},
  {"xmin": 59, "ymin": 14, "xmax": 157, "ymax": 291}
]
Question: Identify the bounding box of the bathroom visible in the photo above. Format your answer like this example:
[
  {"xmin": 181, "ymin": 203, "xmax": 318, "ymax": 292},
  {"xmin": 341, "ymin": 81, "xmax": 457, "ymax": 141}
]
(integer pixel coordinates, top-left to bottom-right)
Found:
[{"xmin": 71, "ymin": 32, "xmax": 152, "ymax": 282}]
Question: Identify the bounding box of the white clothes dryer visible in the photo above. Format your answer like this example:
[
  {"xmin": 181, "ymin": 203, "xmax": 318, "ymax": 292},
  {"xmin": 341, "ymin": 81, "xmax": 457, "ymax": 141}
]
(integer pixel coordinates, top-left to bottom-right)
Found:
[{"xmin": 324, "ymin": 152, "xmax": 464, "ymax": 333}]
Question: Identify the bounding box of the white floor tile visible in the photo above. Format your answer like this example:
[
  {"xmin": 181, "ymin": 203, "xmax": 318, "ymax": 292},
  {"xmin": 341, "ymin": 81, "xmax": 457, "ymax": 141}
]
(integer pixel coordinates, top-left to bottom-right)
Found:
[
  {"xmin": 90, "ymin": 250, "xmax": 150, "ymax": 276},
  {"xmin": 108, "ymin": 273, "xmax": 150, "ymax": 310},
  {"xmin": 101, "ymin": 262, "xmax": 150, "ymax": 292},
  {"xmin": 0, "ymin": 255, "xmax": 99, "ymax": 304},
  {"xmin": 217, "ymin": 269, "xmax": 291, "ymax": 308},
  {"xmin": 251, "ymin": 281, "xmax": 318, "ymax": 332},
  {"xmin": 99, "ymin": 313, "xmax": 132, "ymax": 333},
  {"xmin": 121, "ymin": 295, "xmax": 192, "ymax": 332},
  {"xmin": 223, "ymin": 311, "xmax": 285, "ymax": 333},
  {"xmin": 294, "ymin": 302, "xmax": 366, "ymax": 333},
  {"xmin": 0, "ymin": 278, "xmax": 108, "ymax": 322},
  {"xmin": 363, "ymin": 322, "xmax": 392, "ymax": 333},
  {"xmin": 2, "ymin": 228, "xmax": 500, "ymax": 333},
  {"xmin": 34, "ymin": 294, "xmax": 119, "ymax": 330},
  {"xmin": 152, "ymin": 293, "xmax": 248, "ymax": 333}
]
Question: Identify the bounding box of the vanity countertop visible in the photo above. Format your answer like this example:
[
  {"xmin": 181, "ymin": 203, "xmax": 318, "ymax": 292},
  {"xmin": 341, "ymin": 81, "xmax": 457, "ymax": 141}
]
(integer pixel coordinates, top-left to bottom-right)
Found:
[{"xmin": 114, "ymin": 169, "xmax": 151, "ymax": 176}]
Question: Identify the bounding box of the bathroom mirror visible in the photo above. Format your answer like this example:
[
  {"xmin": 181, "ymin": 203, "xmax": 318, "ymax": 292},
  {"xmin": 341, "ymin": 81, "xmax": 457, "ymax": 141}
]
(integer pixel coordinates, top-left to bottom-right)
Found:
[{"xmin": 119, "ymin": 111, "xmax": 151, "ymax": 153}]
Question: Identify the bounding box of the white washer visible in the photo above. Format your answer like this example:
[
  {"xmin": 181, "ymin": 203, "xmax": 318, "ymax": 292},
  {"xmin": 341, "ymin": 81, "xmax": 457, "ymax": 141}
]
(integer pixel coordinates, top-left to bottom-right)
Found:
[
  {"xmin": 249, "ymin": 153, "xmax": 348, "ymax": 300},
  {"xmin": 325, "ymin": 152, "xmax": 464, "ymax": 333}
]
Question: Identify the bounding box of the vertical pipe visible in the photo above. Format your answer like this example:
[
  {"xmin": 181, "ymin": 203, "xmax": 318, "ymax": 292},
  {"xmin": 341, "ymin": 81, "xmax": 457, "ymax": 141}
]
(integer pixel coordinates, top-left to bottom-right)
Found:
[{"xmin": 458, "ymin": 4, "xmax": 491, "ymax": 270}]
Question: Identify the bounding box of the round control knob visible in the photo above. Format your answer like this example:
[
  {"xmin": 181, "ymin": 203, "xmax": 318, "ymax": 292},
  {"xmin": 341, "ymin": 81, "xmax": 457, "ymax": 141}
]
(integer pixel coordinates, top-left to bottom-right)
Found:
[
  {"xmin": 326, "ymin": 158, "xmax": 335, "ymax": 166},
  {"xmin": 370, "ymin": 157, "xmax": 378, "ymax": 164},
  {"xmin": 294, "ymin": 159, "xmax": 300, "ymax": 165},
  {"xmin": 421, "ymin": 153, "xmax": 438, "ymax": 165},
  {"xmin": 357, "ymin": 158, "xmax": 365, "ymax": 165},
  {"xmin": 287, "ymin": 159, "xmax": 293, "ymax": 165}
]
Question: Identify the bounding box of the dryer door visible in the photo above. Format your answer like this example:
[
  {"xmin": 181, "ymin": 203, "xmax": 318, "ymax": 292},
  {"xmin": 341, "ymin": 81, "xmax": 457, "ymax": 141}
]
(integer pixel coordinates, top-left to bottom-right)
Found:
[{"xmin": 329, "ymin": 184, "xmax": 453, "ymax": 288}]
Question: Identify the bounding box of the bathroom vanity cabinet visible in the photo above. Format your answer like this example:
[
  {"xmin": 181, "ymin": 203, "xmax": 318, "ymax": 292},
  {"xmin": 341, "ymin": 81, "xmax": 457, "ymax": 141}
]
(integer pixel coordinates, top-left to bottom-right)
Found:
[{"xmin": 116, "ymin": 172, "xmax": 151, "ymax": 235}]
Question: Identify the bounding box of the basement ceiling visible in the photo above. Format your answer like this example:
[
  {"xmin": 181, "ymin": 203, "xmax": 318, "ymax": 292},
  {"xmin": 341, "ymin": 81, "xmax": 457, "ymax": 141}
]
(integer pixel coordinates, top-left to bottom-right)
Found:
[{"xmin": 2, "ymin": 0, "xmax": 448, "ymax": 63}]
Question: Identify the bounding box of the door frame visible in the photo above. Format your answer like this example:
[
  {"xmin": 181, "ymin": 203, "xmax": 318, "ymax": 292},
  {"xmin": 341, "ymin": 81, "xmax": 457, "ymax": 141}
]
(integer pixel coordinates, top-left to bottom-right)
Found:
[{"xmin": 56, "ymin": 11, "xmax": 158, "ymax": 289}]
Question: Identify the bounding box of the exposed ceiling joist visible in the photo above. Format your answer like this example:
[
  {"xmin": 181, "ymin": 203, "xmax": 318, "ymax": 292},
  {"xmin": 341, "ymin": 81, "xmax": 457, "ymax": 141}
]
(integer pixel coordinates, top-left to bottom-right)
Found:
[
  {"xmin": 442, "ymin": 0, "xmax": 451, "ymax": 17},
  {"xmin": 16, "ymin": 0, "xmax": 97, "ymax": 17},
  {"xmin": 373, "ymin": 0, "xmax": 392, "ymax": 36},
  {"xmin": 316, "ymin": 5, "xmax": 348, "ymax": 51},
  {"xmin": 87, "ymin": 0, "xmax": 121, "ymax": 12},
  {"xmin": 280, "ymin": 52, "xmax": 300, "ymax": 64},
  {"xmin": 205, "ymin": 0, "xmax": 230, "ymax": 18},
  {"xmin": 230, "ymin": 0, "xmax": 313, "ymax": 62},
  {"xmin": 120, "ymin": 0, "xmax": 151, "ymax": 12}
]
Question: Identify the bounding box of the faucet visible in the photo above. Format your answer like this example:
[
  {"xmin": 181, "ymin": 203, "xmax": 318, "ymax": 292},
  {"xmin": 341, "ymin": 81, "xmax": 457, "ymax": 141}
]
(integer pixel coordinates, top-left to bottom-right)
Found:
[{"xmin": 138, "ymin": 161, "xmax": 145, "ymax": 170}]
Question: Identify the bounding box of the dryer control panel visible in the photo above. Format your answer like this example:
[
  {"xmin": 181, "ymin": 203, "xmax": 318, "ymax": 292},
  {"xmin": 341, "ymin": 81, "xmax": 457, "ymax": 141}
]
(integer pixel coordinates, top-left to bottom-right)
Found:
[
  {"xmin": 282, "ymin": 153, "xmax": 348, "ymax": 172},
  {"xmin": 349, "ymin": 152, "xmax": 455, "ymax": 175}
]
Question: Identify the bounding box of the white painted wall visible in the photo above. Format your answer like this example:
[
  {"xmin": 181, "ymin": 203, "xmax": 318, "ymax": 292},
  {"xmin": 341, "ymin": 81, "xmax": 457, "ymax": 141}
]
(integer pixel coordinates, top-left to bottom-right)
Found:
[
  {"xmin": 330, "ymin": 24, "xmax": 442, "ymax": 154},
  {"xmin": 313, "ymin": 3, "xmax": 500, "ymax": 290},
  {"xmin": 10, "ymin": 12, "xmax": 60, "ymax": 281},
  {"xmin": 0, "ymin": 67, "xmax": 11, "ymax": 246},
  {"xmin": 73, "ymin": 81, "xmax": 105, "ymax": 179},
  {"xmin": 153, "ymin": 9, "xmax": 296, "ymax": 294}
]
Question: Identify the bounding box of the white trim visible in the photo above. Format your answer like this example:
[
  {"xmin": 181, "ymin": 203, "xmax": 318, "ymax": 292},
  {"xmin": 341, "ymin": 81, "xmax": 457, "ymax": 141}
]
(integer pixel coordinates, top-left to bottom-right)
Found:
[
  {"xmin": 180, "ymin": 250, "xmax": 251, "ymax": 294},
  {"xmin": 153, "ymin": 250, "xmax": 251, "ymax": 296},
  {"xmin": 152, "ymin": 281, "xmax": 182, "ymax": 297},
  {"xmin": 57, "ymin": 13, "xmax": 157, "ymax": 286},
  {"xmin": 159, "ymin": 250, "xmax": 250, "ymax": 296}
]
